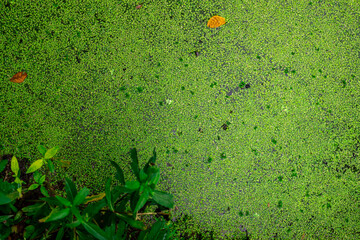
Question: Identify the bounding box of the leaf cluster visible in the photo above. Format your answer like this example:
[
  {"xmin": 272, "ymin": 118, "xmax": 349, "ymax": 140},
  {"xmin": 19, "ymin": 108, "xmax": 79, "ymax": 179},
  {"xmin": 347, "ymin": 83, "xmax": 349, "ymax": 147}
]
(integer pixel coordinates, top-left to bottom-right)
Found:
[{"xmin": 0, "ymin": 146, "xmax": 177, "ymax": 240}]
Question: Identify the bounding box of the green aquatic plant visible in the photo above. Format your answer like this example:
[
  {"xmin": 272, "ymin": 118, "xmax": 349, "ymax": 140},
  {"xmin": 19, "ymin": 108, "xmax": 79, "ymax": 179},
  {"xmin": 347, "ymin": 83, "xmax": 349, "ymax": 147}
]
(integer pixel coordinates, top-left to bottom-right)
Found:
[{"xmin": 0, "ymin": 146, "xmax": 176, "ymax": 239}]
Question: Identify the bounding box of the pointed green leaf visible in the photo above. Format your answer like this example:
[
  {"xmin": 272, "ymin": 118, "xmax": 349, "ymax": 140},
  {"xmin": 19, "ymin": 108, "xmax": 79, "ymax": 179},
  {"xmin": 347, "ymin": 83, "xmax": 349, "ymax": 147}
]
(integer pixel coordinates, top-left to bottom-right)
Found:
[
  {"xmin": 33, "ymin": 171, "xmax": 41, "ymax": 183},
  {"xmin": 109, "ymin": 160, "xmax": 125, "ymax": 185},
  {"xmin": 134, "ymin": 188, "xmax": 150, "ymax": 213},
  {"xmin": 26, "ymin": 159, "xmax": 44, "ymax": 174},
  {"xmin": 82, "ymin": 221, "xmax": 109, "ymax": 240},
  {"xmin": 115, "ymin": 222, "xmax": 126, "ymax": 239},
  {"xmin": 37, "ymin": 145, "xmax": 47, "ymax": 156},
  {"xmin": 125, "ymin": 181, "xmax": 140, "ymax": 191},
  {"xmin": 115, "ymin": 213, "xmax": 146, "ymax": 230},
  {"xmin": 0, "ymin": 159, "xmax": 8, "ymax": 173},
  {"xmin": 0, "ymin": 194, "xmax": 13, "ymax": 205},
  {"xmin": 11, "ymin": 156, "xmax": 19, "ymax": 177},
  {"xmin": 139, "ymin": 169, "xmax": 148, "ymax": 183},
  {"xmin": 55, "ymin": 227, "xmax": 65, "ymax": 240},
  {"xmin": 148, "ymin": 168, "xmax": 160, "ymax": 186},
  {"xmin": 55, "ymin": 196, "xmax": 72, "ymax": 207},
  {"xmin": 105, "ymin": 178, "xmax": 114, "ymax": 211},
  {"xmin": 0, "ymin": 215, "xmax": 13, "ymax": 222},
  {"xmin": 84, "ymin": 198, "xmax": 107, "ymax": 218},
  {"xmin": 66, "ymin": 220, "xmax": 81, "ymax": 228},
  {"xmin": 40, "ymin": 207, "xmax": 70, "ymax": 222},
  {"xmin": 28, "ymin": 184, "xmax": 39, "ymax": 191},
  {"xmin": 24, "ymin": 225, "xmax": 36, "ymax": 239},
  {"xmin": 65, "ymin": 177, "xmax": 77, "ymax": 202},
  {"xmin": 44, "ymin": 146, "xmax": 59, "ymax": 159},
  {"xmin": 152, "ymin": 190, "xmax": 174, "ymax": 209},
  {"xmin": 130, "ymin": 148, "xmax": 140, "ymax": 181},
  {"xmin": 22, "ymin": 202, "xmax": 46, "ymax": 213},
  {"xmin": 147, "ymin": 221, "xmax": 166, "ymax": 239},
  {"xmin": 47, "ymin": 160, "xmax": 55, "ymax": 173},
  {"xmin": 143, "ymin": 147, "xmax": 156, "ymax": 174},
  {"xmin": 71, "ymin": 206, "xmax": 83, "ymax": 223},
  {"xmin": 39, "ymin": 175, "xmax": 46, "ymax": 185},
  {"xmin": 73, "ymin": 187, "xmax": 90, "ymax": 206},
  {"xmin": 40, "ymin": 185, "xmax": 50, "ymax": 197},
  {"xmin": 130, "ymin": 191, "xmax": 139, "ymax": 213},
  {"xmin": 104, "ymin": 223, "xmax": 115, "ymax": 237}
]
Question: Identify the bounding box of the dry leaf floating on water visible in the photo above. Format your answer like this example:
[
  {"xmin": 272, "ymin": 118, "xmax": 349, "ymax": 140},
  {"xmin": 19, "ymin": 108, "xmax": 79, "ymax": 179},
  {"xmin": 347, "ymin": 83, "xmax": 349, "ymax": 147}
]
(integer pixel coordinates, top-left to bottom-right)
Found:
[
  {"xmin": 10, "ymin": 71, "xmax": 27, "ymax": 83},
  {"xmin": 207, "ymin": 15, "xmax": 226, "ymax": 28}
]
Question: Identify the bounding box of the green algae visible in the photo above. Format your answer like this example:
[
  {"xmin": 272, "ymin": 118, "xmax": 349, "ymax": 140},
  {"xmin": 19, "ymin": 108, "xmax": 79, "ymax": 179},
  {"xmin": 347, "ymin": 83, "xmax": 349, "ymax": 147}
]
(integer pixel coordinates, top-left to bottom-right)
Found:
[{"xmin": 1, "ymin": 0, "xmax": 360, "ymax": 238}]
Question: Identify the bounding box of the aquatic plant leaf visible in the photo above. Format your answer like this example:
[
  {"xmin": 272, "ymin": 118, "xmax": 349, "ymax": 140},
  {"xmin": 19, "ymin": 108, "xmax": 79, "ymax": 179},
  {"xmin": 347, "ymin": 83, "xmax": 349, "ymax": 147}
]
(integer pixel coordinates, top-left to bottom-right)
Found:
[
  {"xmin": 207, "ymin": 15, "xmax": 226, "ymax": 28},
  {"xmin": 10, "ymin": 72, "xmax": 27, "ymax": 83}
]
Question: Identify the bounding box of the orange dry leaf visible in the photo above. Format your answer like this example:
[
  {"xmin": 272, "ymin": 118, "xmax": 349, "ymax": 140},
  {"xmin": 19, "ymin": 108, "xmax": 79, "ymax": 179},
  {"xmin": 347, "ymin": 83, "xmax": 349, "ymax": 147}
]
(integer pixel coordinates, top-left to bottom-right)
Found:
[
  {"xmin": 10, "ymin": 71, "xmax": 27, "ymax": 83},
  {"xmin": 60, "ymin": 160, "xmax": 71, "ymax": 168},
  {"xmin": 207, "ymin": 15, "xmax": 226, "ymax": 28}
]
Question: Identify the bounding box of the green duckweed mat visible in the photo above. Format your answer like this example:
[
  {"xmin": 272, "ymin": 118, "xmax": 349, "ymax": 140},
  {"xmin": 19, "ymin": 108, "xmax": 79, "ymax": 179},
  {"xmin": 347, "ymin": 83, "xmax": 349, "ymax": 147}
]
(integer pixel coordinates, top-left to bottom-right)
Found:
[{"xmin": 1, "ymin": 0, "xmax": 360, "ymax": 239}]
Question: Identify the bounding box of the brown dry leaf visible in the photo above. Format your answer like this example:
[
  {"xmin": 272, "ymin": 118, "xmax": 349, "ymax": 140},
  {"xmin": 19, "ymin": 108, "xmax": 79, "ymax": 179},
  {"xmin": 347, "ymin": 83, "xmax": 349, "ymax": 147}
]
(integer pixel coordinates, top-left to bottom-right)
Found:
[
  {"xmin": 10, "ymin": 71, "xmax": 27, "ymax": 83},
  {"xmin": 207, "ymin": 15, "xmax": 226, "ymax": 28},
  {"xmin": 60, "ymin": 160, "xmax": 71, "ymax": 168}
]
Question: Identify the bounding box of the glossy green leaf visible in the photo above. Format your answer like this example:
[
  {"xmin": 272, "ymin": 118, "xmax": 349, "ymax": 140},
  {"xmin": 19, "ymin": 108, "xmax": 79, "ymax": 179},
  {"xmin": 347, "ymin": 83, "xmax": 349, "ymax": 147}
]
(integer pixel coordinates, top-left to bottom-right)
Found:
[
  {"xmin": 28, "ymin": 184, "xmax": 39, "ymax": 191},
  {"xmin": 105, "ymin": 178, "xmax": 114, "ymax": 212},
  {"xmin": 55, "ymin": 196, "xmax": 72, "ymax": 207},
  {"xmin": 65, "ymin": 177, "xmax": 77, "ymax": 202},
  {"xmin": 109, "ymin": 160, "xmax": 125, "ymax": 185},
  {"xmin": 11, "ymin": 156, "xmax": 19, "ymax": 177},
  {"xmin": 73, "ymin": 187, "xmax": 90, "ymax": 206},
  {"xmin": 44, "ymin": 146, "xmax": 59, "ymax": 159},
  {"xmin": 134, "ymin": 187, "xmax": 150, "ymax": 213},
  {"xmin": 40, "ymin": 185, "xmax": 50, "ymax": 197},
  {"xmin": 0, "ymin": 215, "xmax": 13, "ymax": 222},
  {"xmin": 130, "ymin": 191, "xmax": 139, "ymax": 213},
  {"xmin": 139, "ymin": 169, "xmax": 148, "ymax": 183},
  {"xmin": 152, "ymin": 190, "xmax": 174, "ymax": 209},
  {"xmin": 82, "ymin": 221, "xmax": 109, "ymax": 240},
  {"xmin": 139, "ymin": 184, "xmax": 144, "ymax": 195},
  {"xmin": 55, "ymin": 227, "xmax": 65, "ymax": 240},
  {"xmin": 26, "ymin": 159, "xmax": 44, "ymax": 174},
  {"xmin": 0, "ymin": 159, "xmax": 8, "ymax": 173},
  {"xmin": 0, "ymin": 192, "xmax": 13, "ymax": 205},
  {"xmin": 148, "ymin": 168, "xmax": 160, "ymax": 186},
  {"xmin": 104, "ymin": 223, "xmax": 115, "ymax": 237},
  {"xmin": 39, "ymin": 175, "xmax": 46, "ymax": 184},
  {"xmin": 115, "ymin": 222, "xmax": 126, "ymax": 239},
  {"xmin": 47, "ymin": 160, "xmax": 55, "ymax": 173},
  {"xmin": 143, "ymin": 147, "xmax": 157, "ymax": 174},
  {"xmin": 130, "ymin": 148, "xmax": 140, "ymax": 181},
  {"xmin": 33, "ymin": 171, "xmax": 41, "ymax": 183},
  {"xmin": 84, "ymin": 198, "xmax": 107, "ymax": 218},
  {"xmin": 22, "ymin": 202, "xmax": 46, "ymax": 213},
  {"xmin": 24, "ymin": 225, "xmax": 35, "ymax": 239},
  {"xmin": 40, "ymin": 207, "xmax": 70, "ymax": 222},
  {"xmin": 71, "ymin": 206, "xmax": 83, "ymax": 223},
  {"xmin": 115, "ymin": 213, "xmax": 146, "ymax": 230},
  {"xmin": 147, "ymin": 220, "xmax": 166, "ymax": 239},
  {"xmin": 14, "ymin": 209, "xmax": 23, "ymax": 221},
  {"xmin": 125, "ymin": 180, "xmax": 140, "ymax": 191},
  {"xmin": 66, "ymin": 220, "xmax": 82, "ymax": 228},
  {"xmin": 37, "ymin": 145, "xmax": 47, "ymax": 156}
]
